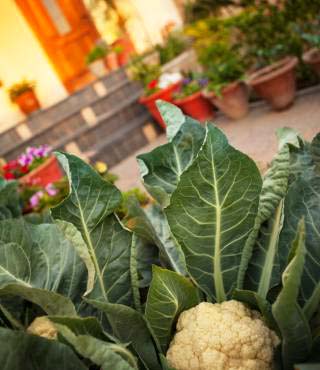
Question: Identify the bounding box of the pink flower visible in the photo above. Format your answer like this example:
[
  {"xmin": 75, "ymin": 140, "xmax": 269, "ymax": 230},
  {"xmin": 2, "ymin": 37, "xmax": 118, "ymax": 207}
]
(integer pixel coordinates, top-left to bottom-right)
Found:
[
  {"xmin": 45, "ymin": 183, "xmax": 58, "ymax": 197},
  {"xmin": 29, "ymin": 191, "xmax": 44, "ymax": 208},
  {"xmin": 18, "ymin": 153, "xmax": 33, "ymax": 167}
]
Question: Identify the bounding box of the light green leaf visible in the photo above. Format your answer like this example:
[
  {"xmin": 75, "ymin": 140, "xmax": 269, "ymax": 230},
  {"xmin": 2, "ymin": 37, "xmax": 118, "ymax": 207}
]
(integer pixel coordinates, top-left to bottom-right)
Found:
[
  {"xmin": 137, "ymin": 108, "xmax": 206, "ymax": 207},
  {"xmin": 0, "ymin": 179, "xmax": 21, "ymax": 220},
  {"xmin": 52, "ymin": 153, "xmax": 133, "ymax": 306},
  {"xmin": 0, "ymin": 219, "xmax": 87, "ymax": 315},
  {"xmin": 124, "ymin": 199, "xmax": 186, "ymax": 275},
  {"xmin": 279, "ymin": 171, "xmax": 320, "ymax": 320},
  {"xmin": 145, "ymin": 266, "xmax": 200, "ymax": 353},
  {"xmin": 241, "ymin": 145, "xmax": 290, "ymax": 297},
  {"xmin": 86, "ymin": 299, "xmax": 162, "ymax": 370},
  {"xmin": 276, "ymin": 127, "xmax": 300, "ymax": 150},
  {"xmin": 166, "ymin": 125, "xmax": 262, "ymax": 302},
  {"xmin": 56, "ymin": 220, "xmax": 95, "ymax": 296},
  {"xmin": 56, "ymin": 324, "xmax": 137, "ymax": 370},
  {"xmin": 156, "ymin": 100, "xmax": 186, "ymax": 142},
  {"xmin": 272, "ymin": 220, "xmax": 312, "ymax": 370},
  {"xmin": 0, "ymin": 327, "xmax": 88, "ymax": 370}
]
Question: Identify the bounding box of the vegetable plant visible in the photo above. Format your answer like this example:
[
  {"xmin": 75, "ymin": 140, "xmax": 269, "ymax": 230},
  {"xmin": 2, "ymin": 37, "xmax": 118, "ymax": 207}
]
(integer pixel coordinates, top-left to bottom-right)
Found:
[{"xmin": 0, "ymin": 101, "xmax": 320, "ymax": 369}]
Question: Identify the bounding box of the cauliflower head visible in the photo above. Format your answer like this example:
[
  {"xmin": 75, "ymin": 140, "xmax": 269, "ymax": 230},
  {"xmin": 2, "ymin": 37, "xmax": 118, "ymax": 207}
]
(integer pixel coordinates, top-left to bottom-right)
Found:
[
  {"xmin": 166, "ymin": 300, "xmax": 280, "ymax": 370},
  {"xmin": 27, "ymin": 316, "xmax": 57, "ymax": 340}
]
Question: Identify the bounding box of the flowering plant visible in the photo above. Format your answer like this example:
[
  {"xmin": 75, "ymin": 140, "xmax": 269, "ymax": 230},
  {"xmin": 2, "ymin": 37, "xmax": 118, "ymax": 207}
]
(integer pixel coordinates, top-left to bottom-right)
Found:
[
  {"xmin": 173, "ymin": 72, "xmax": 208, "ymax": 99},
  {"xmin": 1, "ymin": 145, "xmax": 51, "ymax": 180},
  {"xmin": 144, "ymin": 72, "xmax": 182, "ymax": 96}
]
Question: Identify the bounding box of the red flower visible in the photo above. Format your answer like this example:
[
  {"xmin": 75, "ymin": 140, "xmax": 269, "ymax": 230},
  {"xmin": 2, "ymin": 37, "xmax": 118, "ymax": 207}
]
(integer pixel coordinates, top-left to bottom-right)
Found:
[
  {"xmin": 20, "ymin": 165, "xmax": 29, "ymax": 174},
  {"xmin": 4, "ymin": 172, "xmax": 15, "ymax": 180},
  {"xmin": 147, "ymin": 79, "xmax": 158, "ymax": 90},
  {"xmin": 2, "ymin": 160, "xmax": 18, "ymax": 171}
]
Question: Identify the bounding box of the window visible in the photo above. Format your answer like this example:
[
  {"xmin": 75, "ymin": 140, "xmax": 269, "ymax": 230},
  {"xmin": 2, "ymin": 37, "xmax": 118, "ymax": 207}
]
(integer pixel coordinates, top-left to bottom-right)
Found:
[{"xmin": 41, "ymin": 0, "xmax": 71, "ymax": 35}]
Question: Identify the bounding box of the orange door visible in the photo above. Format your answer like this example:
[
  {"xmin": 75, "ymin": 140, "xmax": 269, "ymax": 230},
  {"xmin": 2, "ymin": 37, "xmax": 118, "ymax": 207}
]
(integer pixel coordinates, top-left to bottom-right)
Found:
[{"xmin": 16, "ymin": 0, "xmax": 100, "ymax": 92}]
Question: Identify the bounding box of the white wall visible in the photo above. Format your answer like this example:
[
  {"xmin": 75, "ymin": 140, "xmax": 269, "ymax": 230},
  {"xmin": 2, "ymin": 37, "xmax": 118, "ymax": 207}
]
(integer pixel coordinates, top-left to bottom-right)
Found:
[{"xmin": 0, "ymin": 0, "xmax": 67, "ymax": 132}]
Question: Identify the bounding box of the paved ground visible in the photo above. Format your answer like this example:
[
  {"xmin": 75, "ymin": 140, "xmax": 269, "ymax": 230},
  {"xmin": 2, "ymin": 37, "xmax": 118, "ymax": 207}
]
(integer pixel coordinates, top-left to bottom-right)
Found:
[{"xmin": 112, "ymin": 86, "xmax": 320, "ymax": 191}]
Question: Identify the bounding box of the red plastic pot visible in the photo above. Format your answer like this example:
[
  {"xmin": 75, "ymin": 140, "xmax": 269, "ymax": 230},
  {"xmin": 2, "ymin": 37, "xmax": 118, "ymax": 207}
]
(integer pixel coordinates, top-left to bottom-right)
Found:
[
  {"xmin": 19, "ymin": 156, "xmax": 63, "ymax": 187},
  {"xmin": 248, "ymin": 56, "xmax": 298, "ymax": 110},
  {"xmin": 139, "ymin": 82, "xmax": 181, "ymax": 129},
  {"xmin": 105, "ymin": 52, "xmax": 119, "ymax": 71},
  {"xmin": 113, "ymin": 36, "xmax": 135, "ymax": 66},
  {"xmin": 173, "ymin": 91, "xmax": 214, "ymax": 121},
  {"xmin": 14, "ymin": 89, "xmax": 40, "ymax": 115}
]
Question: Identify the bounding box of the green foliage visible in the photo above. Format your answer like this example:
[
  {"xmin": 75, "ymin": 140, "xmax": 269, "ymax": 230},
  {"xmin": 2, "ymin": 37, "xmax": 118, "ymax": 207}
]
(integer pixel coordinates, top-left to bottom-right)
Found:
[
  {"xmin": 1, "ymin": 102, "xmax": 320, "ymax": 369},
  {"xmin": 156, "ymin": 31, "xmax": 189, "ymax": 65},
  {"xmin": 86, "ymin": 45, "xmax": 107, "ymax": 65},
  {"xmin": 8, "ymin": 79, "xmax": 35, "ymax": 102}
]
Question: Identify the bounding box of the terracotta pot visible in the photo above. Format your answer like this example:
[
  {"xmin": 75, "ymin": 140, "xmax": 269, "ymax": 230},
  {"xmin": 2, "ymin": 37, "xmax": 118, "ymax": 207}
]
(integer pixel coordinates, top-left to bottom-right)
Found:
[
  {"xmin": 139, "ymin": 82, "xmax": 181, "ymax": 128},
  {"xmin": 204, "ymin": 81, "xmax": 249, "ymax": 120},
  {"xmin": 173, "ymin": 91, "xmax": 214, "ymax": 121},
  {"xmin": 113, "ymin": 36, "xmax": 135, "ymax": 66},
  {"xmin": 105, "ymin": 52, "xmax": 119, "ymax": 71},
  {"xmin": 20, "ymin": 156, "xmax": 63, "ymax": 187},
  {"xmin": 303, "ymin": 48, "xmax": 320, "ymax": 77},
  {"xmin": 248, "ymin": 56, "xmax": 298, "ymax": 110},
  {"xmin": 14, "ymin": 89, "xmax": 40, "ymax": 115},
  {"xmin": 88, "ymin": 59, "xmax": 108, "ymax": 78}
]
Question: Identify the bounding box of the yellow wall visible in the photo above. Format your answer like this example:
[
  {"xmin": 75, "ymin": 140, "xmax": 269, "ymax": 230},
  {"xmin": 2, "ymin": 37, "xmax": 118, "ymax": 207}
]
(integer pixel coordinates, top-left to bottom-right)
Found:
[{"xmin": 0, "ymin": 0, "xmax": 67, "ymax": 132}]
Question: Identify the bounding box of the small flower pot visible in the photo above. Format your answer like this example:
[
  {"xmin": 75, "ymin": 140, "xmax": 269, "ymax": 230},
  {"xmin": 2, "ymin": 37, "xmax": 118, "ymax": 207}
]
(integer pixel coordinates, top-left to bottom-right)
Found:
[
  {"xmin": 139, "ymin": 82, "xmax": 181, "ymax": 128},
  {"xmin": 88, "ymin": 59, "xmax": 108, "ymax": 78},
  {"xmin": 19, "ymin": 156, "xmax": 63, "ymax": 187},
  {"xmin": 173, "ymin": 91, "xmax": 214, "ymax": 121},
  {"xmin": 113, "ymin": 36, "xmax": 135, "ymax": 66},
  {"xmin": 248, "ymin": 56, "xmax": 298, "ymax": 110},
  {"xmin": 105, "ymin": 52, "xmax": 119, "ymax": 71},
  {"xmin": 14, "ymin": 89, "xmax": 40, "ymax": 115},
  {"xmin": 203, "ymin": 81, "xmax": 249, "ymax": 120},
  {"xmin": 303, "ymin": 48, "xmax": 320, "ymax": 77}
]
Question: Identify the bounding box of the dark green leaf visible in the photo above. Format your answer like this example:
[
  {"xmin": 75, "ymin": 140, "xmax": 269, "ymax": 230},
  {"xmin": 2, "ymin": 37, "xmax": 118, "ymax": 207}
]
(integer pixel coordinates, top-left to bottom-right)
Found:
[
  {"xmin": 166, "ymin": 125, "xmax": 262, "ymax": 302},
  {"xmin": 137, "ymin": 103, "xmax": 206, "ymax": 207},
  {"xmin": 86, "ymin": 300, "xmax": 162, "ymax": 370},
  {"xmin": 0, "ymin": 327, "xmax": 87, "ymax": 370},
  {"xmin": 0, "ymin": 179, "xmax": 21, "ymax": 220},
  {"xmin": 145, "ymin": 266, "xmax": 200, "ymax": 353}
]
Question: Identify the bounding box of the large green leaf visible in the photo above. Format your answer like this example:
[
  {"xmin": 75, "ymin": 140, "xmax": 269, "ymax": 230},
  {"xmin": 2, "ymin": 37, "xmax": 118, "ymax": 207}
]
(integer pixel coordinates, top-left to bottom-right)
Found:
[
  {"xmin": 0, "ymin": 219, "xmax": 87, "ymax": 315},
  {"xmin": 0, "ymin": 327, "xmax": 88, "ymax": 370},
  {"xmin": 87, "ymin": 299, "xmax": 162, "ymax": 370},
  {"xmin": 52, "ymin": 153, "xmax": 133, "ymax": 306},
  {"xmin": 124, "ymin": 199, "xmax": 186, "ymax": 275},
  {"xmin": 241, "ymin": 145, "xmax": 290, "ymax": 297},
  {"xmin": 311, "ymin": 133, "xmax": 320, "ymax": 173},
  {"xmin": 0, "ymin": 179, "xmax": 21, "ymax": 220},
  {"xmin": 137, "ymin": 103, "xmax": 206, "ymax": 207},
  {"xmin": 279, "ymin": 170, "xmax": 320, "ymax": 320},
  {"xmin": 56, "ymin": 323, "xmax": 137, "ymax": 370},
  {"xmin": 166, "ymin": 125, "xmax": 262, "ymax": 302},
  {"xmin": 272, "ymin": 220, "xmax": 312, "ymax": 370},
  {"xmin": 145, "ymin": 266, "xmax": 200, "ymax": 353}
]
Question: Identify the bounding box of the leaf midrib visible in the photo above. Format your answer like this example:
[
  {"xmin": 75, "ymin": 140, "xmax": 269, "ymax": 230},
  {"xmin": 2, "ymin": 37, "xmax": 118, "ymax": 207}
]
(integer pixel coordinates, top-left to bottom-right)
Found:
[{"xmin": 74, "ymin": 187, "xmax": 107, "ymax": 300}]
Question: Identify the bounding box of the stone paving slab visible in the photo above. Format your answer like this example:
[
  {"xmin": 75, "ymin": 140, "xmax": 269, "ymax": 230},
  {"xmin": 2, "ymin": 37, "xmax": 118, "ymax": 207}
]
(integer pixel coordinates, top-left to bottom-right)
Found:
[{"xmin": 112, "ymin": 87, "xmax": 320, "ymax": 191}]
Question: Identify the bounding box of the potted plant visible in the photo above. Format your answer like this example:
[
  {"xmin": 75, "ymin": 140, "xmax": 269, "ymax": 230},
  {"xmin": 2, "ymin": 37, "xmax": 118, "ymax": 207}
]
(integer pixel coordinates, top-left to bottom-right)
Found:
[
  {"xmin": 8, "ymin": 80, "xmax": 40, "ymax": 115},
  {"xmin": 301, "ymin": 32, "xmax": 320, "ymax": 77},
  {"xmin": 130, "ymin": 60, "xmax": 182, "ymax": 128},
  {"xmin": 112, "ymin": 35, "xmax": 135, "ymax": 66},
  {"xmin": 105, "ymin": 47, "xmax": 120, "ymax": 71},
  {"xmin": 2, "ymin": 145, "xmax": 62, "ymax": 187},
  {"xmin": 86, "ymin": 45, "xmax": 108, "ymax": 78},
  {"xmin": 172, "ymin": 72, "xmax": 213, "ymax": 121},
  {"xmin": 202, "ymin": 45, "xmax": 249, "ymax": 120}
]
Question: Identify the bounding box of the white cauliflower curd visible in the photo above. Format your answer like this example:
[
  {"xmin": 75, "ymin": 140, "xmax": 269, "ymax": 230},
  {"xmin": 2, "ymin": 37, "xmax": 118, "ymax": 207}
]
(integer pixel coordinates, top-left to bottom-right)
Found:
[
  {"xmin": 27, "ymin": 316, "xmax": 57, "ymax": 340},
  {"xmin": 166, "ymin": 300, "xmax": 280, "ymax": 370}
]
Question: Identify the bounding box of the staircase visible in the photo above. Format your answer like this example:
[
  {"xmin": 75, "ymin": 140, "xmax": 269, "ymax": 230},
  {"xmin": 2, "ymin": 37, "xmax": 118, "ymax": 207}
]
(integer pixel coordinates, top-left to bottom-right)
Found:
[{"xmin": 0, "ymin": 68, "xmax": 158, "ymax": 167}]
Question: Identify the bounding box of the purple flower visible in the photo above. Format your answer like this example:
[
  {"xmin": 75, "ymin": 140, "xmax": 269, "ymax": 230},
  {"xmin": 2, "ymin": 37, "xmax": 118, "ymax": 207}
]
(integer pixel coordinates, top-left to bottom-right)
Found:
[
  {"xmin": 29, "ymin": 191, "xmax": 44, "ymax": 208},
  {"xmin": 33, "ymin": 145, "xmax": 51, "ymax": 158},
  {"xmin": 46, "ymin": 183, "xmax": 58, "ymax": 197},
  {"xmin": 198, "ymin": 78, "xmax": 209, "ymax": 87},
  {"xmin": 18, "ymin": 153, "xmax": 34, "ymax": 167},
  {"xmin": 182, "ymin": 78, "xmax": 192, "ymax": 86}
]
